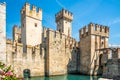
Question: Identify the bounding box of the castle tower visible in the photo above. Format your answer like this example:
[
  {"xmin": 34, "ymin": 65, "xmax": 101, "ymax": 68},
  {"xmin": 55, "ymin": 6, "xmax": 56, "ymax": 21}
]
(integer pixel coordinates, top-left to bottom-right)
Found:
[
  {"xmin": 79, "ymin": 23, "xmax": 109, "ymax": 75},
  {"xmin": 13, "ymin": 25, "xmax": 21, "ymax": 43},
  {"xmin": 55, "ymin": 9, "xmax": 73, "ymax": 37},
  {"xmin": 0, "ymin": 3, "xmax": 6, "ymax": 63},
  {"xmin": 21, "ymin": 3, "xmax": 42, "ymax": 46}
]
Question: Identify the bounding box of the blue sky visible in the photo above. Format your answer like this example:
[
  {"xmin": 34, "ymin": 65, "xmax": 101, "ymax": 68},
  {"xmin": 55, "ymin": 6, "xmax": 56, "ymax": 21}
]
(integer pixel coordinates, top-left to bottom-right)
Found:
[{"xmin": 1, "ymin": 0, "xmax": 120, "ymax": 44}]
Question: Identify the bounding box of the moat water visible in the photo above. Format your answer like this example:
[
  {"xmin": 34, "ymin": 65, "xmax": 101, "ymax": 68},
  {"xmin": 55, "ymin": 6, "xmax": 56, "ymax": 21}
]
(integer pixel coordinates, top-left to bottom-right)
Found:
[{"xmin": 25, "ymin": 74, "xmax": 101, "ymax": 80}]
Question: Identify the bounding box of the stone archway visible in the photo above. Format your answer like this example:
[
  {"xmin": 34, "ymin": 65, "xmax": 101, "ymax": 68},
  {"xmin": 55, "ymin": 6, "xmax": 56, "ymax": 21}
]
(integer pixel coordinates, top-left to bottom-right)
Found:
[{"xmin": 23, "ymin": 69, "xmax": 31, "ymax": 78}]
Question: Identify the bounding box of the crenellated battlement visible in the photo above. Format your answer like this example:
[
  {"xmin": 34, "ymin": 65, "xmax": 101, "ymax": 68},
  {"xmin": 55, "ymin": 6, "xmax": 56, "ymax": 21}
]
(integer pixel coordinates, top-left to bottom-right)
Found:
[
  {"xmin": 43, "ymin": 27, "xmax": 48, "ymax": 33},
  {"xmin": 55, "ymin": 9, "xmax": 73, "ymax": 22},
  {"xmin": 80, "ymin": 23, "xmax": 109, "ymax": 39},
  {"xmin": 44, "ymin": 28, "xmax": 78, "ymax": 49},
  {"xmin": 13, "ymin": 25, "xmax": 21, "ymax": 43},
  {"xmin": 65, "ymin": 37, "xmax": 78, "ymax": 49},
  {"xmin": 0, "ymin": 2, "xmax": 6, "ymax": 6},
  {"xmin": 13, "ymin": 25, "xmax": 21, "ymax": 34},
  {"xmin": 21, "ymin": 2, "xmax": 42, "ymax": 20},
  {"xmin": 47, "ymin": 28, "xmax": 67, "ymax": 39},
  {"xmin": 42, "ymin": 27, "xmax": 49, "ymax": 38},
  {"xmin": 16, "ymin": 43, "xmax": 23, "ymax": 47},
  {"xmin": 35, "ymin": 45, "xmax": 40, "ymax": 50},
  {"xmin": 26, "ymin": 44, "xmax": 32, "ymax": 48},
  {"xmin": 42, "ymin": 28, "xmax": 78, "ymax": 50},
  {"xmin": 6, "ymin": 39, "xmax": 43, "ymax": 58},
  {"xmin": 6, "ymin": 39, "xmax": 13, "ymax": 44}
]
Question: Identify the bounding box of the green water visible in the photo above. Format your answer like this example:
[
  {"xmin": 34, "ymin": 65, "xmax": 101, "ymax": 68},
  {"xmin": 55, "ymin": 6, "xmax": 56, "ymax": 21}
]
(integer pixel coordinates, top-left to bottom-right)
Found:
[{"xmin": 25, "ymin": 75, "xmax": 100, "ymax": 80}]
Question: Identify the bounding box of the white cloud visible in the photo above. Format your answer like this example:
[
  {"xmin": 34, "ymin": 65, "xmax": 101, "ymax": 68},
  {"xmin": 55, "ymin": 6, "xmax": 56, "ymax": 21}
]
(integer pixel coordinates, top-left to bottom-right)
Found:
[
  {"xmin": 55, "ymin": 0, "xmax": 66, "ymax": 8},
  {"xmin": 108, "ymin": 18, "xmax": 120, "ymax": 26},
  {"xmin": 100, "ymin": 18, "xmax": 120, "ymax": 26}
]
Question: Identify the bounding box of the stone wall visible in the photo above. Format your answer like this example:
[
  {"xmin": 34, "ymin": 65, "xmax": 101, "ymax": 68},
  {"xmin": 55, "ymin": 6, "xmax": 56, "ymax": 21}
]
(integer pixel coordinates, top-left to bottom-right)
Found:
[
  {"xmin": 102, "ymin": 48, "xmax": 120, "ymax": 79},
  {"xmin": 0, "ymin": 3, "xmax": 6, "ymax": 63},
  {"xmin": 6, "ymin": 27, "xmax": 79, "ymax": 77},
  {"xmin": 79, "ymin": 35, "xmax": 91, "ymax": 74},
  {"xmin": 102, "ymin": 59, "xmax": 120, "ymax": 79},
  {"xmin": 6, "ymin": 40, "xmax": 45, "ymax": 77},
  {"xmin": 44, "ymin": 28, "xmax": 79, "ymax": 76},
  {"xmin": 79, "ymin": 23, "xmax": 109, "ymax": 75}
]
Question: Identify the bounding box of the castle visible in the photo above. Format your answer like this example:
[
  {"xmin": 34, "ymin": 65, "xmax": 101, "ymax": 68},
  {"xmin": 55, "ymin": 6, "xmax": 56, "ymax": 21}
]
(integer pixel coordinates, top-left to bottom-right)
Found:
[{"xmin": 0, "ymin": 2, "xmax": 120, "ymax": 78}]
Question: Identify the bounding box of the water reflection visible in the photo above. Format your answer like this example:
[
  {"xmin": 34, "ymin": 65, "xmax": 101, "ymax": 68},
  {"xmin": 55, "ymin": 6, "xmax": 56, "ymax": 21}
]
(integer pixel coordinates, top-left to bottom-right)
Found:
[
  {"xmin": 25, "ymin": 75, "xmax": 100, "ymax": 80},
  {"xmin": 90, "ymin": 76, "xmax": 98, "ymax": 80},
  {"xmin": 44, "ymin": 75, "xmax": 67, "ymax": 80}
]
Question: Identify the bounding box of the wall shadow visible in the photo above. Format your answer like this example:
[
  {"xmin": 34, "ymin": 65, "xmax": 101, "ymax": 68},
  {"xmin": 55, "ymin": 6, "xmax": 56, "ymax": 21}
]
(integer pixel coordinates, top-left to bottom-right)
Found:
[{"xmin": 67, "ymin": 47, "xmax": 80, "ymax": 74}]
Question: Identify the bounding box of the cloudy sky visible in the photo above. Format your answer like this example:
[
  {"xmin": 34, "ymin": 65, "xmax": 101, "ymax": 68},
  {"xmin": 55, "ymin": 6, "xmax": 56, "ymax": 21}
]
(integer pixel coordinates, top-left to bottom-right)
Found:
[{"xmin": 1, "ymin": 0, "xmax": 120, "ymax": 44}]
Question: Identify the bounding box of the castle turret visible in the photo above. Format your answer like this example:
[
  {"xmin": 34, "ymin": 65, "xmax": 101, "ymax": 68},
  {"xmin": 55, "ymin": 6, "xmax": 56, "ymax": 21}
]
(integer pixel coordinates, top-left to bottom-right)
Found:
[
  {"xmin": 79, "ymin": 23, "xmax": 109, "ymax": 75},
  {"xmin": 21, "ymin": 3, "xmax": 42, "ymax": 48},
  {"xmin": 13, "ymin": 25, "xmax": 21, "ymax": 43},
  {"xmin": 55, "ymin": 9, "xmax": 73, "ymax": 37}
]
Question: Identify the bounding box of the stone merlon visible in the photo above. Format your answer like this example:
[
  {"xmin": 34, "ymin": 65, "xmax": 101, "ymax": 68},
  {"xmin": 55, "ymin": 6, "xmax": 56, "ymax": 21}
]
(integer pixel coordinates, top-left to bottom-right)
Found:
[
  {"xmin": 79, "ymin": 23, "xmax": 109, "ymax": 39},
  {"xmin": 21, "ymin": 2, "xmax": 42, "ymax": 20},
  {"xmin": 55, "ymin": 8, "xmax": 73, "ymax": 22}
]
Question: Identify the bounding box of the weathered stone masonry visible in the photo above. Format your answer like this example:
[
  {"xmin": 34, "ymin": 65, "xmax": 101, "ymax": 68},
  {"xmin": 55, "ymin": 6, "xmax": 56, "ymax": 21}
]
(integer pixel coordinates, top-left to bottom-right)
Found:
[
  {"xmin": 0, "ymin": 2, "xmax": 112, "ymax": 77},
  {"xmin": 79, "ymin": 23, "xmax": 109, "ymax": 75},
  {"xmin": 5, "ymin": 3, "xmax": 79, "ymax": 77},
  {"xmin": 6, "ymin": 40, "xmax": 45, "ymax": 77},
  {"xmin": 0, "ymin": 3, "xmax": 6, "ymax": 63},
  {"xmin": 43, "ymin": 28, "xmax": 79, "ymax": 76}
]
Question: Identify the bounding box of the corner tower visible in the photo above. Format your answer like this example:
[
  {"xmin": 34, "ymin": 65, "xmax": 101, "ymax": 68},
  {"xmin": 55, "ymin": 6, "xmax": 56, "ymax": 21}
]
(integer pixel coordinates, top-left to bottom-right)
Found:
[
  {"xmin": 21, "ymin": 3, "xmax": 42, "ymax": 46},
  {"xmin": 79, "ymin": 23, "xmax": 109, "ymax": 75},
  {"xmin": 0, "ymin": 3, "xmax": 6, "ymax": 63},
  {"xmin": 55, "ymin": 9, "xmax": 73, "ymax": 37}
]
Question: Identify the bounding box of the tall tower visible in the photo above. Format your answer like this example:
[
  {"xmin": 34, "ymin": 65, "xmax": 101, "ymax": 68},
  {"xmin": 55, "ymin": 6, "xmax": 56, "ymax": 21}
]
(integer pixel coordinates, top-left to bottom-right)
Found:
[
  {"xmin": 21, "ymin": 3, "xmax": 42, "ymax": 46},
  {"xmin": 0, "ymin": 2, "xmax": 6, "ymax": 63},
  {"xmin": 79, "ymin": 23, "xmax": 109, "ymax": 75},
  {"xmin": 55, "ymin": 9, "xmax": 73, "ymax": 37}
]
